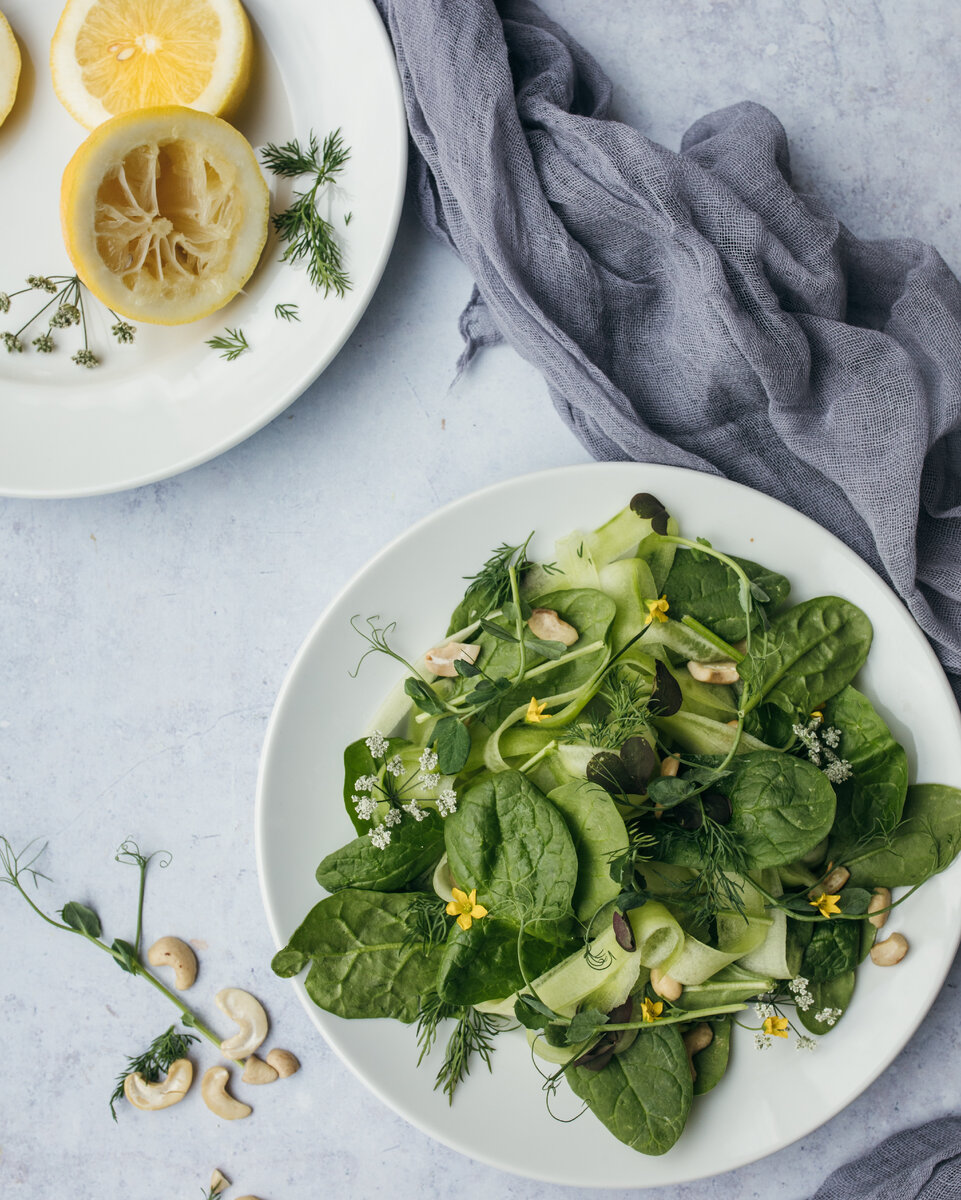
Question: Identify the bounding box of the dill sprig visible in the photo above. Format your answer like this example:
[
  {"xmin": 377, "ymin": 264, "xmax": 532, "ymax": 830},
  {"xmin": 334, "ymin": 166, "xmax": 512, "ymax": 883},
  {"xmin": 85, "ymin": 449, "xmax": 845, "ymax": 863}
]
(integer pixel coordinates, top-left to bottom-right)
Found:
[
  {"xmin": 261, "ymin": 129, "xmax": 352, "ymax": 297},
  {"xmin": 402, "ymin": 894, "xmax": 452, "ymax": 955},
  {"xmin": 109, "ymin": 1025, "xmax": 199, "ymax": 1119},
  {"xmin": 206, "ymin": 327, "xmax": 249, "ymax": 361},
  {"xmin": 573, "ymin": 667, "xmax": 652, "ymax": 749},
  {"xmin": 654, "ymin": 813, "xmax": 750, "ymax": 924},
  {"xmin": 446, "ymin": 535, "xmax": 539, "ymax": 633},
  {"xmin": 273, "ymin": 302, "xmax": 300, "ymax": 322},
  {"xmin": 416, "ymin": 991, "xmax": 505, "ymax": 1104}
]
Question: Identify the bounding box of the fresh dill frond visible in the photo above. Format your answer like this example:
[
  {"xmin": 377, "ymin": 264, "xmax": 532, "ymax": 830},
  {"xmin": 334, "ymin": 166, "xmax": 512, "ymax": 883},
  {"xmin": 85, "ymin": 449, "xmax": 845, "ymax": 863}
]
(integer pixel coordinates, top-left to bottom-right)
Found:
[
  {"xmin": 581, "ymin": 667, "xmax": 652, "ymax": 749},
  {"xmin": 655, "ymin": 815, "xmax": 749, "ymax": 924},
  {"xmin": 273, "ymin": 302, "xmax": 300, "ymax": 322},
  {"xmin": 402, "ymin": 894, "xmax": 451, "ymax": 955},
  {"xmin": 447, "ymin": 535, "xmax": 536, "ymax": 632},
  {"xmin": 109, "ymin": 1025, "xmax": 199, "ymax": 1119},
  {"xmin": 261, "ymin": 129, "xmax": 352, "ymax": 297},
  {"xmin": 416, "ymin": 992, "xmax": 505, "ymax": 1104},
  {"xmin": 206, "ymin": 327, "xmax": 250, "ymax": 361}
]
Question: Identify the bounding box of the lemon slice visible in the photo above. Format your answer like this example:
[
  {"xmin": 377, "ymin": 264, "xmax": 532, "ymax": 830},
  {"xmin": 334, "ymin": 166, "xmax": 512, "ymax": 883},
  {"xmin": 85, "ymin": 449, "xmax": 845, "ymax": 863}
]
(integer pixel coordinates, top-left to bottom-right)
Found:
[
  {"xmin": 51, "ymin": 0, "xmax": 251, "ymax": 129},
  {"xmin": 0, "ymin": 10, "xmax": 21, "ymax": 128},
  {"xmin": 61, "ymin": 106, "xmax": 268, "ymax": 325}
]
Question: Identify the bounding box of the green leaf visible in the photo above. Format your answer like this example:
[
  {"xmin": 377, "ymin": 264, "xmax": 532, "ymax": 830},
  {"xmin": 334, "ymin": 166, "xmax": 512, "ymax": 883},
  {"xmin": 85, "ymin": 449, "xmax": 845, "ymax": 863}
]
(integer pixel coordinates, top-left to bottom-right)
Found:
[
  {"xmin": 110, "ymin": 938, "xmax": 140, "ymax": 975},
  {"xmin": 566, "ymin": 1008, "xmax": 608, "ymax": 1044},
  {"xmin": 60, "ymin": 901, "xmax": 102, "ymax": 938},
  {"xmin": 271, "ymin": 947, "xmax": 309, "ymax": 978},
  {"xmin": 801, "ymin": 918, "xmax": 861, "ymax": 982},
  {"xmin": 568, "ymin": 1025, "xmax": 693, "ymax": 1155},
  {"xmin": 797, "ymin": 971, "xmax": 855, "ymax": 1035},
  {"xmin": 444, "ymin": 770, "xmax": 578, "ymax": 923},
  {"xmin": 480, "ymin": 617, "xmax": 518, "ymax": 642},
  {"xmin": 514, "ymin": 993, "xmax": 554, "ymax": 1030},
  {"xmin": 404, "ymin": 677, "xmax": 447, "ymax": 715},
  {"xmin": 692, "ymin": 1016, "xmax": 732, "ymax": 1095},
  {"xmin": 434, "ymin": 716, "xmax": 471, "ymax": 775},
  {"xmin": 845, "ymin": 783, "xmax": 961, "ymax": 887},
  {"xmin": 275, "ymin": 890, "xmax": 444, "ymax": 1023},
  {"xmin": 662, "ymin": 552, "xmax": 790, "ymax": 641},
  {"xmin": 316, "ymin": 813, "xmax": 446, "ymax": 892},
  {"xmin": 437, "ymin": 919, "xmax": 568, "ymax": 1006},
  {"xmin": 547, "ymin": 782, "xmax": 627, "ymax": 923},
  {"xmin": 522, "ymin": 634, "xmax": 568, "ymax": 660},
  {"xmin": 646, "ymin": 776, "xmax": 695, "ymax": 807}
]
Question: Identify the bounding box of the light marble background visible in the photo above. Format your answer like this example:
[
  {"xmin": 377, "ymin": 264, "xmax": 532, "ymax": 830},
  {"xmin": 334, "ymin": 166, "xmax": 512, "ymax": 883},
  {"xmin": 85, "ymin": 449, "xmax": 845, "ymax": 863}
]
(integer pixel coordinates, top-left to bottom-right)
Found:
[{"xmin": 2, "ymin": 1, "xmax": 960, "ymax": 1197}]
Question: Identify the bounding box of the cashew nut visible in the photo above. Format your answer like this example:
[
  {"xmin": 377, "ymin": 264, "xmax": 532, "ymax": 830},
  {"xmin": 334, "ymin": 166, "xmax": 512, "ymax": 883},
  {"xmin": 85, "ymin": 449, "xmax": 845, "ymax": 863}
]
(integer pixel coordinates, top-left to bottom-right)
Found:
[
  {"xmin": 868, "ymin": 886, "xmax": 892, "ymax": 929},
  {"xmin": 650, "ymin": 967, "xmax": 683, "ymax": 1002},
  {"xmin": 210, "ymin": 1170, "xmax": 230, "ymax": 1195},
  {"xmin": 216, "ymin": 988, "xmax": 269, "ymax": 1058},
  {"xmin": 424, "ymin": 641, "xmax": 481, "ymax": 677},
  {"xmin": 432, "ymin": 852, "xmax": 456, "ymax": 903},
  {"xmin": 870, "ymin": 932, "xmax": 908, "ymax": 966},
  {"xmin": 123, "ymin": 1058, "xmax": 193, "ymax": 1111},
  {"xmin": 527, "ymin": 608, "xmax": 578, "ymax": 646},
  {"xmin": 266, "ymin": 1048, "xmax": 301, "ymax": 1078},
  {"xmin": 147, "ymin": 936, "xmax": 198, "ymax": 990},
  {"xmin": 809, "ymin": 866, "xmax": 850, "ymax": 898},
  {"xmin": 241, "ymin": 1055, "xmax": 278, "ymax": 1085},
  {"xmin": 682, "ymin": 1023, "xmax": 713, "ymax": 1081},
  {"xmin": 686, "ymin": 660, "xmax": 739, "ymax": 684},
  {"xmin": 659, "ymin": 755, "xmax": 680, "ymax": 778},
  {"xmin": 202, "ymin": 1066, "xmax": 252, "ymax": 1120}
]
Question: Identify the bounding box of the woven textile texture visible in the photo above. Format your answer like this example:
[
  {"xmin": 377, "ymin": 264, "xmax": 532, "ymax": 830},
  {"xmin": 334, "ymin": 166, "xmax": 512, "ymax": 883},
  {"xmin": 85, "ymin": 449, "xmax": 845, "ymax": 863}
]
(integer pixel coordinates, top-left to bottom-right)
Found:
[
  {"xmin": 374, "ymin": 0, "xmax": 961, "ymax": 709},
  {"xmin": 811, "ymin": 1117, "xmax": 961, "ymax": 1200}
]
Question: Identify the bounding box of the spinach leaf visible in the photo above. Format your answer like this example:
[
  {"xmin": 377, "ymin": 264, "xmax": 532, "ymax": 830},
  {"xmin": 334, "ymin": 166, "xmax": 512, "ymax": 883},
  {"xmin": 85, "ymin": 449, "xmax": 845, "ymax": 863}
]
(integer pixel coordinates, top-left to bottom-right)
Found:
[
  {"xmin": 800, "ymin": 918, "xmax": 861, "ymax": 983},
  {"xmin": 547, "ymin": 781, "xmax": 627, "ymax": 924},
  {"xmin": 822, "ymin": 687, "xmax": 908, "ymax": 854},
  {"xmin": 692, "ymin": 1016, "xmax": 732, "ymax": 1096},
  {"xmin": 845, "ymin": 783, "xmax": 961, "ymax": 887},
  {"xmin": 663, "ymin": 551, "xmax": 790, "ymax": 641},
  {"xmin": 797, "ymin": 971, "xmax": 855, "ymax": 1036},
  {"xmin": 316, "ymin": 813, "xmax": 446, "ymax": 893},
  {"xmin": 445, "ymin": 771, "xmax": 578, "ymax": 923},
  {"xmin": 436, "ymin": 919, "xmax": 570, "ymax": 1007},
  {"xmin": 271, "ymin": 890, "xmax": 443, "ymax": 1023},
  {"xmin": 433, "ymin": 715, "xmax": 472, "ymax": 775},
  {"xmin": 741, "ymin": 597, "xmax": 873, "ymax": 714},
  {"xmin": 717, "ymin": 751, "xmax": 837, "ymax": 868},
  {"xmin": 342, "ymin": 736, "xmax": 404, "ymax": 833},
  {"xmin": 568, "ymin": 1025, "xmax": 693, "ymax": 1155}
]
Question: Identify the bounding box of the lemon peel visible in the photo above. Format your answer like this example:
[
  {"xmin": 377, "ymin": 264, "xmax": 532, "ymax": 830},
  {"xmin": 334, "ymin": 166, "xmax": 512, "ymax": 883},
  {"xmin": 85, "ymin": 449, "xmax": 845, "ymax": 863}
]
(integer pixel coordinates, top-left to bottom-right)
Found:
[{"xmin": 0, "ymin": 10, "xmax": 21, "ymax": 128}]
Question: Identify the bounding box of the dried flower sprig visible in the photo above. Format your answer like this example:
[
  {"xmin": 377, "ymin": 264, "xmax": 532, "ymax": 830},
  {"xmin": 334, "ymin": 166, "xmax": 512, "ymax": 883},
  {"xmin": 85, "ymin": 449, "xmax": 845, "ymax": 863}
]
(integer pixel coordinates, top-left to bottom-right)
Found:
[{"xmin": 0, "ymin": 275, "xmax": 136, "ymax": 367}]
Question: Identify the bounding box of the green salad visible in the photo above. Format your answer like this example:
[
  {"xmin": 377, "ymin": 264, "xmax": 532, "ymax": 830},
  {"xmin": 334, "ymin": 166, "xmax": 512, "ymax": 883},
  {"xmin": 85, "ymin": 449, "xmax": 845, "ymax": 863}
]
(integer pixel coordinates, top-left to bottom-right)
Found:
[{"xmin": 273, "ymin": 492, "xmax": 961, "ymax": 1156}]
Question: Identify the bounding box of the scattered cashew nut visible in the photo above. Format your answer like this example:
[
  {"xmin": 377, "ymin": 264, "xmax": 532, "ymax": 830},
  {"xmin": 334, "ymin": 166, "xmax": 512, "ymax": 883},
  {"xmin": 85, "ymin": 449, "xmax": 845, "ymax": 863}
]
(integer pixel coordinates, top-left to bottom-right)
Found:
[
  {"xmin": 810, "ymin": 866, "xmax": 850, "ymax": 898},
  {"xmin": 527, "ymin": 608, "xmax": 579, "ymax": 646},
  {"xmin": 124, "ymin": 1058, "xmax": 193, "ymax": 1111},
  {"xmin": 216, "ymin": 988, "xmax": 269, "ymax": 1058},
  {"xmin": 650, "ymin": 967, "xmax": 683, "ymax": 1002},
  {"xmin": 202, "ymin": 1066, "xmax": 252, "ymax": 1120},
  {"xmin": 868, "ymin": 886, "xmax": 892, "ymax": 929},
  {"xmin": 870, "ymin": 932, "xmax": 908, "ymax": 966},
  {"xmin": 686, "ymin": 660, "xmax": 739, "ymax": 684},
  {"xmin": 424, "ymin": 641, "xmax": 481, "ymax": 677},
  {"xmin": 241, "ymin": 1055, "xmax": 279, "ymax": 1085},
  {"xmin": 147, "ymin": 936, "xmax": 198, "ymax": 990},
  {"xmin": 210, "ymin": 1169, "xmax": 230, "ymax": 1195},
  {"xmin": 266, "ymin": 1049, "xmax": 301, "ymax": 1078},
  {"xmin": 659, "ymin": 755, "xmax": 680, "ymax": 778},
  {"xmin": 682, "ymin": 1023, "xmax": 713, "ymax": 1081}
]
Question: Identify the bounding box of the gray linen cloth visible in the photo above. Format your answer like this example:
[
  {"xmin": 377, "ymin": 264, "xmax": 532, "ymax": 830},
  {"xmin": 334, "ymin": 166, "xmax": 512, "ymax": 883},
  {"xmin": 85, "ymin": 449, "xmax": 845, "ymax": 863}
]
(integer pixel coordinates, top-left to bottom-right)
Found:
[{"xmin": 372, "ymin": 1, "xmax": 961, "ymax": 1196}]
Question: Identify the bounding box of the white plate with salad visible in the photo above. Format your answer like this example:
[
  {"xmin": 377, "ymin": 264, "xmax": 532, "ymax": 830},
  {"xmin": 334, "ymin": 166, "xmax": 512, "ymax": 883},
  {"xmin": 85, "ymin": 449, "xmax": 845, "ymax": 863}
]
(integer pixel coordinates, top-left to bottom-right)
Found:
[
  {"xmin": 256, "ymin": 462, "xmax": 961, "ymax": 1188},
  {"xmin": 0, "ymin": 0, "xmax": 404, "ymax": 497}
]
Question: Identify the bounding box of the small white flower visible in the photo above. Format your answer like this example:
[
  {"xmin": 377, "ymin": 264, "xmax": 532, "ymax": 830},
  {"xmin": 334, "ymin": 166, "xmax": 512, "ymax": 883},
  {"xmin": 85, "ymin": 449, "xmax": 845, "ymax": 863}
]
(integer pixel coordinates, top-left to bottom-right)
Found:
[
  {"xmin": 386, "ymin": 755, "xmax": 405, "ymax": 777},
  {"xmin": 365, "ymin": 730, "xmax": 388, "ymax": 757},
  {"xmin": 823, "ymin": 759, "xmax": 853, "ymax": 785},
  {"xmin": 795, "ymin": 992, "xmax": 814, "ymax": 1012},
  {"xmin": 814, "ymin": 1007, "xmax": 842, "ymax": 1027},
  {"xmin": 795, "ymin": 1036, "xmax": 817, "ymax": 1052},
  {"xmin": 418, "ymin": 748, "xmax": 439, "ymax": 772},
  {"xmin": 787, "ymin": 976, "xmax": 809, "ymax": 994},
  {"xmin": 383, "ymin": 807, "xmax": 402, "ymax": 827},
  {"xmin": 437, "ymin": 788, "xmax": 458, "ymax": 816},
  {"xmin": 352, "ymin": 794, "xmax": 378, "ymax": 821},
  {"xmin": 354, "ymin": 774, "xmax": 378, "ymax": 793},
  {"xmin": 403, "ymin": 800, "xmax": 426, "ymax": 822},
  {"xmin": 754, "ymin": 1032, "xmax": 772, "ymax": 1051},
  {"xmin": 822, "ymin": 726, "xmax": 841, "ymax": 749},
  {"xmin": 754, "ymin": 1002, "xmax": 775, "ymax": 1020},
  {"xmin": 369, "ymin": 825, "xmax": 391, "ymax": 849},
  {"xmin": 807, "ymin": 748, "xmax": 822, "ymax": 766},
  {"xmin": 419, "ymin": 773, "xmax": 440, "ymax": 793}
]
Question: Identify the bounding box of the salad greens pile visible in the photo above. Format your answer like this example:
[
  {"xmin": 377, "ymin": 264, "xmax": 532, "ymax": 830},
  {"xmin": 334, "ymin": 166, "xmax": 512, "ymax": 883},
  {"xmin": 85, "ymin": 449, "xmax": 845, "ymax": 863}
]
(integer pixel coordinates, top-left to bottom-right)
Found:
[{"xmin": 273, "ymin": 493, "xmax": 961, "ymax": 1157}]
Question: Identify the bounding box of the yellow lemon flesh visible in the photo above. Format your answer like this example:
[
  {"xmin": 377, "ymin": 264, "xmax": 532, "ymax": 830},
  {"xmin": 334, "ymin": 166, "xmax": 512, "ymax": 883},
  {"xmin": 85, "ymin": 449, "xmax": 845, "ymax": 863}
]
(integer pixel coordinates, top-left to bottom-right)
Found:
[
  {"xmin": 61, "ymin": 106, "xmax": 268, "ymax": 325},
  {"xmin": 0, "ymin": 10, "xmax": 21, "ymax": 128},
  {"xmin": 51, "ymin": 0, "xmax": 251, "ymax": 129}
]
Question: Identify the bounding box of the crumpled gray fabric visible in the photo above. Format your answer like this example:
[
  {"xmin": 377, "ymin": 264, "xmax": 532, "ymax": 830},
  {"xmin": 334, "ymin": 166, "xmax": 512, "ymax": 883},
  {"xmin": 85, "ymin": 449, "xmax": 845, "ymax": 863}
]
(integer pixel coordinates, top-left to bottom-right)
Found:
[
  {"xmin": 373, "ymin": 0, "xmax": 961, "ymax": 709},
  {"xmin": 812, "ymin": 1117, "xmax": 961, "ymax": 1200}
]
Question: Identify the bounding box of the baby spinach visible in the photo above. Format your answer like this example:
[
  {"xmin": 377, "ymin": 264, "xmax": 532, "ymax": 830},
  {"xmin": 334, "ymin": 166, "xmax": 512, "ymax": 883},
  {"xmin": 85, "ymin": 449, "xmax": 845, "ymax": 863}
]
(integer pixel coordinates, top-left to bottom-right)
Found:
[
  {"xmin": 433, "ymin": 715, "xmax": 472, "ymax": 774},
  {"xmin": 315, "ymin": 813, "xmax": 446, "ymax": 893},
  {"xmin": 845, "ymin": 783, "xmax": 961, "ymax": 887},
  {"xmin": 800, "ymin": 918, "xmax": 861, "ymax": 983},
  {"xmin": 445, "ymin": 771, "xmax": 578, "ymax": 923},
  {"xmin": 547, "ymin": 781, "xmax": 627, "ymax": 924},
  {"xmin": 568, "ymin": 1024, "xmax": 692, "ymax": 1155},
  {"xmin": 741, "ymin": 597, "xmax": 873, "ymax": 714},
  {"xmin": 798, "ymin": 972, "xmax": 855, "ymax": 1036},
  {"xmin": 663, "ymin": 550, "xmax": 790, "ymax": 641},
  {"xmin": 271, "ymin": 889, "xmax": 443, "ymax": 1023},
  {"xmin": 436, "ymin": 918, "xmax": 569, "ymax": 1007},
  {"xmin": 692, "ymin": 1016, "xmax": 732, "ymax": 1096}
]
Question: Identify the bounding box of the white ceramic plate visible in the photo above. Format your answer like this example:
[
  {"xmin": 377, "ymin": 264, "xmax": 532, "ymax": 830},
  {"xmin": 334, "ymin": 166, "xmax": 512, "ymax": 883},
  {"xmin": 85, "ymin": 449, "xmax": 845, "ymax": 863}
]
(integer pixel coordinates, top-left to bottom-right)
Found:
[
  {"xmin": 0, "ymin": 0, "xmax": 405, "ymax": 497},
  {"xmin": 256, "ymin": 463, "xmax": 961, "ymax": 1188}
]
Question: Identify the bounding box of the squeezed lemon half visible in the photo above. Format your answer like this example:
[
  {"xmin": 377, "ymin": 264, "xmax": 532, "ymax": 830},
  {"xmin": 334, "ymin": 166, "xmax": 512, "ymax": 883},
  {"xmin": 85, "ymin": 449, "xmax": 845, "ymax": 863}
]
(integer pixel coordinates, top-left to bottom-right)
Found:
[
  {"xmin": 0, "ymin": 10, "xmax": 20, "ymax": 128},
  {"xmin": 51, "ymin": 0, "xmax": 251, "ymax": 129},
  {"xmin": 61, "ymin": 106, "xmax": 269, "ymax": 325}
]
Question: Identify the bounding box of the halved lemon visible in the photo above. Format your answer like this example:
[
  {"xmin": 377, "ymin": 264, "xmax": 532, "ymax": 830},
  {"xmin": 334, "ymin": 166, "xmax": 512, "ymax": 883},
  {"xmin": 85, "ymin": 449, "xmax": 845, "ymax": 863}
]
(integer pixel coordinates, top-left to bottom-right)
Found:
[
  {"xmin": 0, "ymin": 10, "xmax": 21, "ymax": 128},
  {"xmin": 61, "ymin": 106, "xmax": 268, "ymax": 325},
  {"xmin": 51, "ymin": 0, "xmax": 251, "ymax": 129}
]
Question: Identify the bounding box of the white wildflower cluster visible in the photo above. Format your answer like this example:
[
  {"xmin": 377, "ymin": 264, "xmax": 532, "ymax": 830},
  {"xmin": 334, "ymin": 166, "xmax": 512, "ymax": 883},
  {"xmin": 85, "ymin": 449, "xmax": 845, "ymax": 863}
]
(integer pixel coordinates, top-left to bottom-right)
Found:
[
  {"xmin": 355, "ymin": 731, "xmax": 459, "ymax": 849},
  {"xmin": 814, "ymin": 1007, "xmax": 842, "ymax": 1027},
  {"xmin": 754, "ymin": 1032, "xmax": 773, "ymax": 1051},
  {"xmin": 754, "ymin": 1002, "xmax": 776, "ymax": 1021},
  {"xmin": 792, "ymin": 714, "xmax": 853, "ymax": 785},
  {"xmin": 787, "ymin": 975, "xmax": 814, "ymax": 1012},
  {"xmin": 795, "ymin": 1036, "xmax": 817, "ymax": 1052}
]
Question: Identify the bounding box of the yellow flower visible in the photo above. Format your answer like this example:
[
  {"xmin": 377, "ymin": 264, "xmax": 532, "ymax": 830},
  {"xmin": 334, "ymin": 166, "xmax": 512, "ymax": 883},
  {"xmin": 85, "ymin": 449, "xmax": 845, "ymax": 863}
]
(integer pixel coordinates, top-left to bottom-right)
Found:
[
  {"xmin": 810, "ymin": 892, "xmax": 842, "ymax": 918},
  {"xmin": 445, "ymin": 887, "xmax": 488, "ymax": 932},
  {"xmin": 644, "ymin": 595, "xmax": 669, "ymax": 625},
  {"xmin": 526, "ymin": 696, "xmax": 548, "ymax": 723},
  {"xmin": 640, "ymin": 997, "xmax": 664, "ymax": 1023},
  {"xmin": 763, "ymin": 1015, "xmax": 789, "ymax": 1039},
  {"xmin": 810, "ymin": 710, "xmax": 824, "ymax": 721}
]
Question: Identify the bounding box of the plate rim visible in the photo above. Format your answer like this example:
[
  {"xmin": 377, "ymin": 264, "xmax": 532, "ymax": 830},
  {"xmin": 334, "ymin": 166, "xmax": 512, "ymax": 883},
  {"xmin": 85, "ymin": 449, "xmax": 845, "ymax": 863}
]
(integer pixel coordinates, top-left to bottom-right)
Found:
[{"xmin": 255, "ymin": 460, "xmax": 961, "ymax": 1187}]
